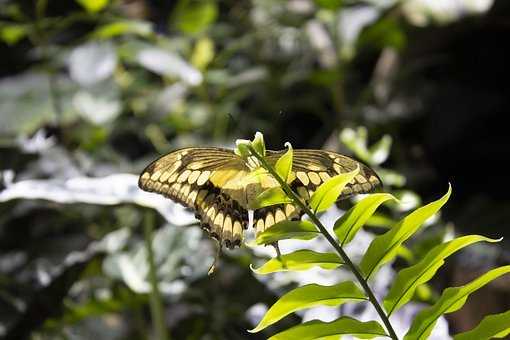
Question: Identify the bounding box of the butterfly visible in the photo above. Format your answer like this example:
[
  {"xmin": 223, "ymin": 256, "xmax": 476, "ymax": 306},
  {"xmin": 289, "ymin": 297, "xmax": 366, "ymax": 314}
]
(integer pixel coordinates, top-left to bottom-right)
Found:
[{"xmin": 138, "ymin": 147, "xmax": 381, "ymax": 249}]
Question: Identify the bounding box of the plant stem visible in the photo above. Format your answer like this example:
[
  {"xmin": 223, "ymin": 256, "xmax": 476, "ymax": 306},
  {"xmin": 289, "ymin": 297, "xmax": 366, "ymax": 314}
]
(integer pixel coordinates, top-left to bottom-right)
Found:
[
  {"xmin": 143, "ymin": 212, "xmax": 170, "ymax": 340},
  {"xmin": 248, "ymin": 146, "xmax": 398, "ymax": 340}
]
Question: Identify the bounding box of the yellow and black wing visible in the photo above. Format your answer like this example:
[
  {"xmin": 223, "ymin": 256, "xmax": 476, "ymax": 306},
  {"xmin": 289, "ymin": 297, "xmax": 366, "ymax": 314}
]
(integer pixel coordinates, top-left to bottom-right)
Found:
[
  {"xmin": 252, "ymin": 149, "xmax": 381, "ymax": 234},
  {"xmin": 138, "ymin": 147, "xmax": 249, "ymax": 248}
]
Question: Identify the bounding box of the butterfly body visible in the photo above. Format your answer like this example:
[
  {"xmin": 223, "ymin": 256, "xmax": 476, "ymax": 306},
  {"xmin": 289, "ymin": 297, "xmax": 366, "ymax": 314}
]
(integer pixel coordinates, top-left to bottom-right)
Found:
[{"xmin": 139, "ymin": 147, "xmax": 380, "ymax": 249}]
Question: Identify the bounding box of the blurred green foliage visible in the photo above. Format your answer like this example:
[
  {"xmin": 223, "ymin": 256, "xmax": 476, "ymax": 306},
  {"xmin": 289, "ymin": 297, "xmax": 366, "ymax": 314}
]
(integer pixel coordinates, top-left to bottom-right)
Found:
[{"xmin": 1, "ymin": 0, "xmax": 507, "ymax": 339}]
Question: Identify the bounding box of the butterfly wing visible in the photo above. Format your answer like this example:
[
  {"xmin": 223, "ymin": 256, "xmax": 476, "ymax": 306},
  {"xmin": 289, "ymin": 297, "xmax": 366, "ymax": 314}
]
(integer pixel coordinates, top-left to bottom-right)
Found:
[
  {"xmin": 139, "ymin": 147, "xmax": 250, "ymax": 248},
  {"xmin": 252, "ymin": 149, "xmax": 381, "ymax": 234}
]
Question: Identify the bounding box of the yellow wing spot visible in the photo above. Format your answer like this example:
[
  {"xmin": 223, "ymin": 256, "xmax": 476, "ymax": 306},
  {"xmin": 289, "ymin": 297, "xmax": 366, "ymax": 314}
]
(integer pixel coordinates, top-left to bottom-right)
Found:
[
  {"xmin": 213, "ymin": 213, "xmax": 224, "ymax": 236},
  {"xmin": 187, "ymin": 170, "xmax": 201, "ymax": 184},
  {"xmin": 265, "ymin": 212, "xmax": 275, "ymax": 230},
  {"xmin": 369, "ymin": 175, "xmax": 379, "ymax": 184},
  {"xmin": 296, "ymin": 171, "xmax": 310, "ymax": 186},
  {"xmin": 181, "ymin": 184, "xmax": 191, "ymax": 198},
  {"xmin": 153, "ymin": 182, "xmax": 162, "ymax": 191},
  {"xmin": 188, "ymin": 162, "xmax": 204, "ymax": 170},
  {"xmin": 308, "ymin": 172, "xmax": 321, "ymax": 185},
  {"xmin": 159, "ymin": 171, "xmax": 171, "ymax": 182},
  {"xmin": 197, "ymin": 171, "xmax": 211, "ymax": 185},
  {"xmin": 206, "ymin": 205, "xmax": 217, "ymax": 225},
  {"xmin": 362, "ymin": 183, "xmax": 372, "ymax": 191},
  {"xmin": 170, "ymin": 183, "xmax": 181, "ymax": 196},
  {"xmin": 141, "ymin": 172, "xmax": 150, "ymax": 181},
  {"xmin": 319, "ymin": 172, "xmax": 330, "ymax": 181},
  {"xmin": 285, "ymin": 204, "xmax": 296, "ymax": 218},
  {"xmin": 186, "ymin": 189, "xmax": 197, "ymax": 204},
  {"xmin": 352, "ymin": 184, "xmax": 362, "ymax": 193},
  {"xmin": 333, "ymin": 164, "xmax": 342, "ymax": 174},
  {"xmin": 256, "ymin": 219, "xmax": 265, "ymax": 235},
  {"xmin": 166, "ymin": 161, "xmax": 181, "ymax": 177},
  {"xmin": 161, "ymin": 184, "xmax": 170, "ymax": 194},
  {"xmin": 233, "ymin": 221, "xmax": 243, "ymax": 241},
  {"xmin": 223, "ymin": 215, "xmax": 233, "ymax": 241},
  {"xmin": 150, "ymin": 170, "xmax": 162, "ymax": 181},
  {"xmin": 356, "ymin": 175, "xmax": 367, "ymax": 184},
  {"xmin": 177, "ymin": 169, "xmax": 192, "ymax": 183},
  {"xmin": 168, "ymin": 172, "xmax": 179, "ymax": 183},
  {"xmin": 275, "ymin": 209, "xmax": 286, "ymax": 223},
  {"xmin": 343, "ymin": 187, "xmax": 353, "ymax": 195}
]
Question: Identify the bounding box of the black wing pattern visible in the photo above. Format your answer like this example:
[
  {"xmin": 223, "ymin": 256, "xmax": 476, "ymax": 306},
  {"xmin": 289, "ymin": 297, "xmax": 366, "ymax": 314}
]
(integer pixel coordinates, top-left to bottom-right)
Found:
[
  {"xmin": 252, "ymin": 150, "xmax": 381, "ymax": 235},
  {"xmin": 139, "ymin": 147, "xmax": 249, "ymax": 248}
]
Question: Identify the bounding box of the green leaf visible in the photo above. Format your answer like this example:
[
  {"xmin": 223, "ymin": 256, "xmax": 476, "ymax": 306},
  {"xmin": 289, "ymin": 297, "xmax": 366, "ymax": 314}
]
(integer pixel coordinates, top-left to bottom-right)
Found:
[
  {"xmin": 404, "ymin": 265, "xmax": 510, "ymax": 340},
  {"xmin": 249, "ymin": 282, "xmax": 367, "ymax": 333},
  {"xmin": 234, "ymin": 139, "xmax": 251, "ymax": 158},
  {"xmin": 251, "ymin": 131, "xmax": 266, "ymax": 157},
  {"xmin": 251, "ymin": 250, "xmax": 343, "ymax": 274},
  {"xmin": 268, "ymin": 316, "xmax": 388, "ymax": 340},
  {"xmin": 454, "ymin": 310, "xmax": 510, "ymax": 340},
  {"xmin": 191, "ymin": 37, "xmax": 214, "ymax": 70},
  {"xmin": 334, "ymin": 193, "xmax": 396, "ymax": 246},
  {"xmin": 314, "ymin": 0, "xmax": 343, "ymax": 10},
  {"xmin": 175, "ymin": 1, "xmax": 218, "ymax": 35},
  {"xmin": 275, "ymin": 142, "xmax": 293, "ymax": 182},
  {"xmin": 384, "ymin": 235, "xmax": 501, "ymax": 316},
  {"xmin": 75, "ymin": 0, "xmax": 109, "ymax": 13},
  {"xmin": 360, "ymin": 184, "xmax": 451, "ymax": 279},
  {"xmin": 249, "ymin": 187, "xmax": 293, "ymax": 209},
  {"xmin": 0, "ymin": 24, "xmax": 27, "ymax": 45},
  {"xmin": 92, "ymin": 21, "xmax": 153, "ymax": 39},
  {"xmin": 309, "ymin": 167, "xmax": 360, "ymax": 213},
  {"xmin": 255, "ymin": 220, "xmax": 319, "ymax": 245}
]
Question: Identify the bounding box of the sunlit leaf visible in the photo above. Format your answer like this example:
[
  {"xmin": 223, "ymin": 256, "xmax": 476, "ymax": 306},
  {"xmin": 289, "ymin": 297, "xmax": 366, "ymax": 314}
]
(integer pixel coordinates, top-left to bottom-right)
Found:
[
  {"xmin": 251, "ymin": 250, "xmax": 343, "ymax": 274},
  {"xmin": 249, "ymin": 282, "xmax": 367, "ymax": 332},
  {"xmin": 360, "ymin": 184, "xmax": 451, "ymax": 279},
  {"xmin": 384, "ymin": 235, "xmax": 501, "ymax": 316},
  {"xmin": 255, "ymin": 220, "xmax": 319, "ymax": 245},
  {"xmin": 309, "ymin": 167, "xmax": 359, "ymax": 213},
  {"xmin": 453, "ymin": 310, "xmax": 510, "ymax": 340},
  {"xmin": 268, "ymin": 316, "xmax": 388, "ymax": 340},
  {"xmin": 334, "ymin": 193, "xmax": 396, "ymax": 246},
  {"xmin": 365, "ymin": 213, "xmax": 396, "ymax": 228},
  {"xmin": 75, "ymin": 0, "xmax": 109, "ymax": 13},
  {"xmin": 191, "ymin": 37, "xmax": 215, "ymax": 70},
  {"xmin": 249, "ymin": 187, "xmax": 293, "ymax": 210},
  {"xmin": 404, "ymin": 265, "xmax": 510, "ymax": 340},
  {"xmin": 275, "ymin": 142, "xmax": 293, "ymax": 182},
  {"xmin": 251, "ymin": 131, "xmax": 266, "ymax": 157},
  {"xmin": 175, "ymin": 1, "xmax": 218, "ymax": 35},
  {"xmin": 0, "ymin": 24, "xmax": 27, "ymax": 45},
  {"xmin": 92, "ymin": 20, "xmax": 153, "ymax": 39}
]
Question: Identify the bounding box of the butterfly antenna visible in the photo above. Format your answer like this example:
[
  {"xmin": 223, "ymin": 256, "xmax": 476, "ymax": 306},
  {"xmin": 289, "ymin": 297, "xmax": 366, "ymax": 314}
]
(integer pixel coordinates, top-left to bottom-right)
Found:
[{"xmin": 208, "ymin": 241, "xmax": 223, "ymax": 275}]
